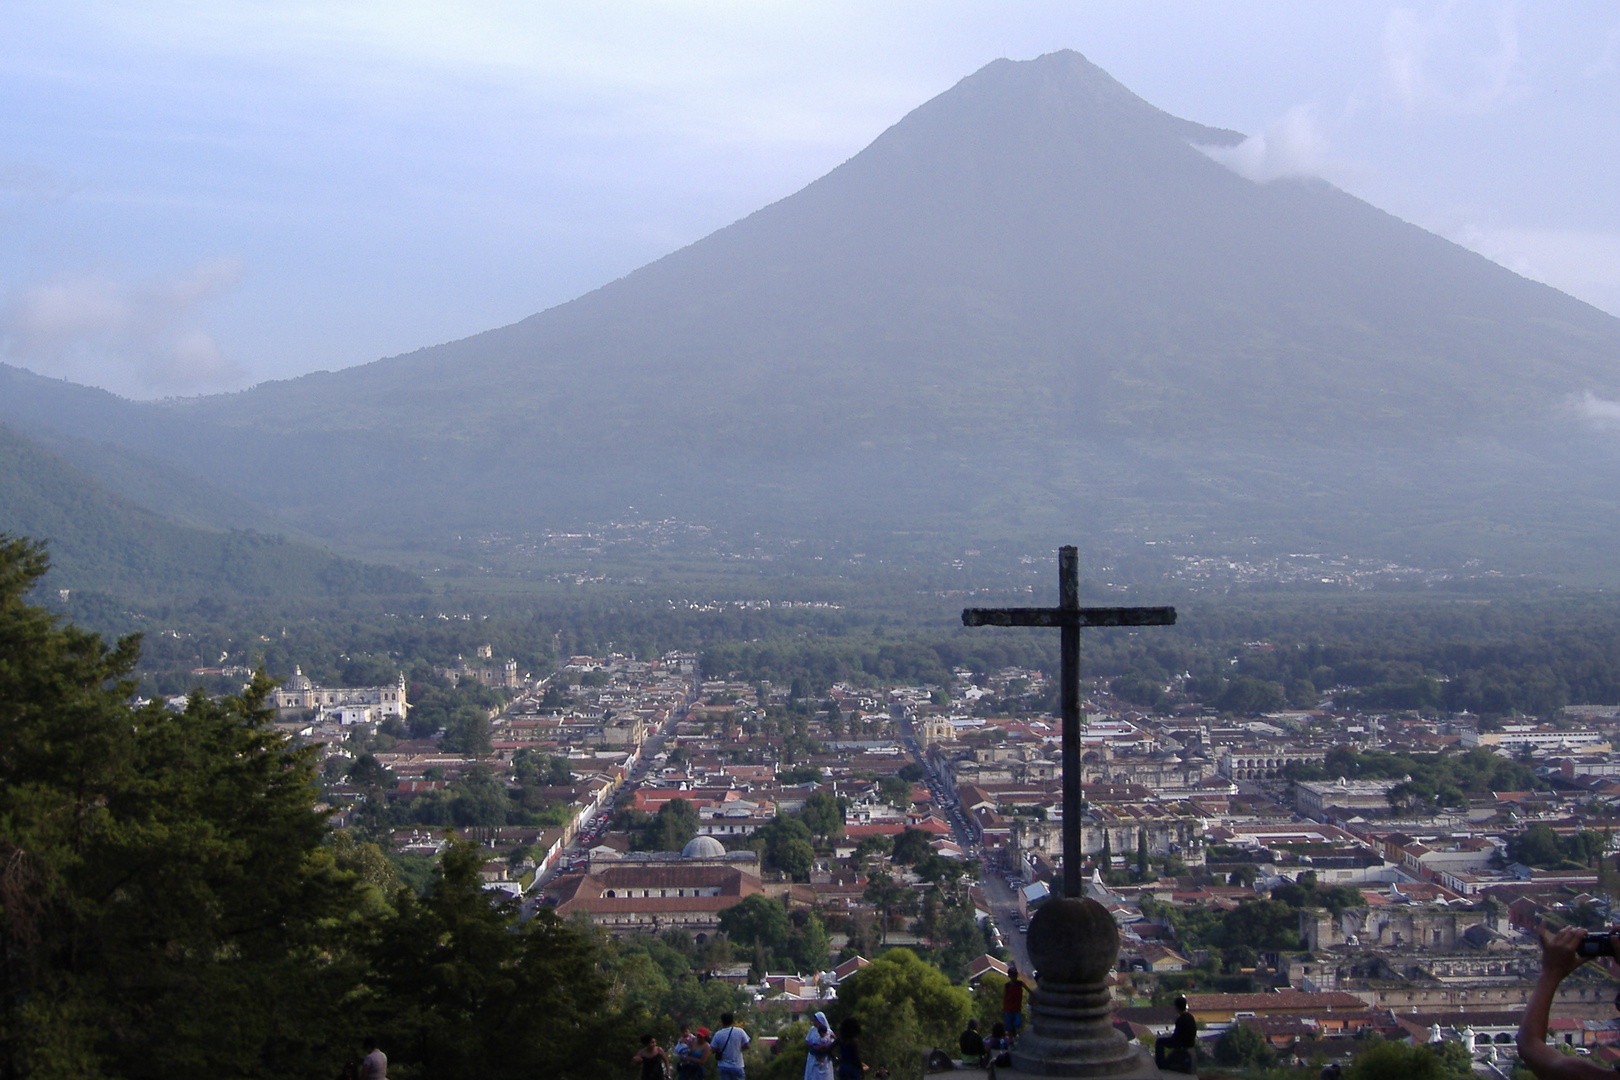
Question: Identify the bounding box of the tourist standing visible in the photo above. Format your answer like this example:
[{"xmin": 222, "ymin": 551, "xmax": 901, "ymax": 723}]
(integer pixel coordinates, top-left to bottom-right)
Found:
[
  {"xmin": 837, "ymin": 1017, "xmax": 869, "ymax": 1079},
  {"xmin": 673, "ymin": 1025, "xmax": 701, "ymax": 1080},
  {"xmin": 709, "ymin": 1012, "xmax": 751, "ymax": 1080},
  {"xmin": 1003, "ymin": 966, "xmax": 1027, "ymax": 1040},
  {"xmin": 358, "ymin": 1037, "xmax": 387, "ymax": 1080},
  {"xmin": 633, "ymin": 1034, "xmax": 670, "ymax": 1080},
  {"xmin": 805, "ymin": 1012, "xmax": 837, "ymax": 1080}
]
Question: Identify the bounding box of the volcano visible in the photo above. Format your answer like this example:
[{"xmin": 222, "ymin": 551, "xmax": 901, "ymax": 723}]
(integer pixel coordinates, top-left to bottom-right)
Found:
[{"xmin": 6, "ymin": 51, "xmax": 1620, "ymax": 572}]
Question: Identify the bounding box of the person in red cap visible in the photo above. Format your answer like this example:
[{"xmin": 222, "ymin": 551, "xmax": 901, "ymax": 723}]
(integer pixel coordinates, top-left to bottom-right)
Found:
[{"xmin": 675, "ymin": 1025, "xmax": 711, "ymax": 1080}]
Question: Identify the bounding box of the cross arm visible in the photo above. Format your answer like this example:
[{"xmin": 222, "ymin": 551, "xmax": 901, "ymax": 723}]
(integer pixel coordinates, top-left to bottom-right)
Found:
[{"xmin": 961, "ymin": 606, "xmax": 1177, "ymax": 628}]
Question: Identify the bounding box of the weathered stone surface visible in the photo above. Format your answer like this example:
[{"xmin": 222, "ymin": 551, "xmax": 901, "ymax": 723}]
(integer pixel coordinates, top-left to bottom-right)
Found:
[
  {"xmin": 1025, "ymin": 896, "xmax": 1119, "ymax": 985},
  {"xmin": 1008, "ymin": 897, "xmax": 1167, "ymax": 1079}
]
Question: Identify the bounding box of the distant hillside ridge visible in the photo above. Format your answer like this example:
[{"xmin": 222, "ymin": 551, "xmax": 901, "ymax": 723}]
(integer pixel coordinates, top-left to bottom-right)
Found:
[
  {"xmin": 0, "ymin": 423, "xmax": 426, "ymax": 599},
  {"xmin": 5, "ymin": 50, "xmax": 1620, "ymax": 570}
]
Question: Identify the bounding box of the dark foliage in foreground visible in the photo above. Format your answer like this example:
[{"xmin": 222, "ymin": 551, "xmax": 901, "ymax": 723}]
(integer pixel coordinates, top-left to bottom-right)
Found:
[{"xmin": 0, "ymin": 535, "xmax": 640, "ymax": 1079}]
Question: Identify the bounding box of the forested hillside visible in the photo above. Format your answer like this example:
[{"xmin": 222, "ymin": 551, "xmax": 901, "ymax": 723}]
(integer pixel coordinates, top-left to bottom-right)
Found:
[{"xmin": 0, "ymin": 424, "xmax": 423, "ymax": 600}]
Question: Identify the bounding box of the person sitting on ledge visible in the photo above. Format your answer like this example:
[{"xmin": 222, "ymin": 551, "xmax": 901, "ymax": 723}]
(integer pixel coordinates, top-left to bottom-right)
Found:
[
  {"xmin": 986, "ymin": 1023, "xmax": 1013, "ymax": 1068},
  {"xmin": 1517, "ymin": 925, "xmax": 1619, "ymax": 1080},
  {"xmin": 1155, "ymin": 995, "xmax": 1198, "ymax": 1074},
  {"xmin": 959, "ymin": 1018, "xmax": 987, "ymax": 1067}
]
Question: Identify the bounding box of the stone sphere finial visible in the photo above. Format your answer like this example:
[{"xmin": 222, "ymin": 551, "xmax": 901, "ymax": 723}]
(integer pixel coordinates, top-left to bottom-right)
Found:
[{"xmin": 1026, "ymin": 896, "xmax": 1119, "ymax": 985}]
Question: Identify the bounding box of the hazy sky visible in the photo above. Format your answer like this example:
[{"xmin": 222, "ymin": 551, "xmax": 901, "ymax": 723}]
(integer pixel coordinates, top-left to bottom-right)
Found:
[{"xmin": 2, "ymin": 2, "xmax": 1617, "ymax": 399}]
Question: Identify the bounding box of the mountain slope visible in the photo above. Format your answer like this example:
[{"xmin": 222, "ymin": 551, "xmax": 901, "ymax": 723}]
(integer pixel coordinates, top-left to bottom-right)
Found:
[
  {"xmin": 20, "ymin": 426, "xmax": 289, "ymax": 534},
  {"xmin": 0, "ymin": 424, "xmax": 425, "ymax": 599},
  {"xmin": 5, "ymin": 51, "xmax": 1620, "ymax": 568},
  {"xmin": 198, "ymin": 51, "xmax": 1620, "ymax": 441}
]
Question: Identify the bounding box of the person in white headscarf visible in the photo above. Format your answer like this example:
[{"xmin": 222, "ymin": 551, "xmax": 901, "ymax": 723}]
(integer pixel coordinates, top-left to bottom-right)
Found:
[{"xmin": 804, "ymin": 1012, "xmax": 837, "ymax": 1080}]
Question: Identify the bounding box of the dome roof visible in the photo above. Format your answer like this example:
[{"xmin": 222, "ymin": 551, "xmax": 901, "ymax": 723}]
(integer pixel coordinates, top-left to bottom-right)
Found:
[{"xmin": 682, "ymin": 835, "xmax": 726, "ymax": 859}]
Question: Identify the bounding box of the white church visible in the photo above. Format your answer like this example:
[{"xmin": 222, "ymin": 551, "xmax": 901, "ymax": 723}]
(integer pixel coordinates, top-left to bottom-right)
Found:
[{"xmin": 272, "ymin": 666, "xmax": 409, "ymax": 726}]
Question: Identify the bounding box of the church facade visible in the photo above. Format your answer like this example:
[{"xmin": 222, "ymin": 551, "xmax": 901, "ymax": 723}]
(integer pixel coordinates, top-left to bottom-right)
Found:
[{"xmin": 272, "ymin": 666, "xmax": 409, "ymax": 725}]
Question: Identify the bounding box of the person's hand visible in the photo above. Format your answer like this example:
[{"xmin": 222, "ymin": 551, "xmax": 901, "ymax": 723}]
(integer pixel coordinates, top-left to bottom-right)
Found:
[{"xmin": 1538, "ymin": 924, "xmax": 1589, "ymax": 982}]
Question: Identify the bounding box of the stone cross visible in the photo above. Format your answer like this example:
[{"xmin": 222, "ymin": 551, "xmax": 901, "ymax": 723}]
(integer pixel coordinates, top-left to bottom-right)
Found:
[{"xmin": 963, "ymin": 546, "xmax": 1175, "ymax": 898}]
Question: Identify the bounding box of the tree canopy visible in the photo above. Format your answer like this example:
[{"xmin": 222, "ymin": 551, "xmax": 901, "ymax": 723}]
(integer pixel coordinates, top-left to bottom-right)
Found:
[
  {"xmin": 829, "ymin": 949, "xmax": 971, "ymax": 1076},
  {"xmin": 0, "ymin": 536, "xmax": 667, "ymax": 1078}
]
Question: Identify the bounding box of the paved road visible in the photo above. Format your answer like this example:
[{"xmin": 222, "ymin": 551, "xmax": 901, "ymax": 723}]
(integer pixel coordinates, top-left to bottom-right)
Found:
[
  {"xmin": 531, "ymin": 672, "xmax": 697, "ymax": 893},
  {"xmin": 983, "ymin": 873, "xmax": 1033, "ymax": 972},
  {"xmin": 899, "ymin": 715, "xmax": 1033, "ymax": 972}
]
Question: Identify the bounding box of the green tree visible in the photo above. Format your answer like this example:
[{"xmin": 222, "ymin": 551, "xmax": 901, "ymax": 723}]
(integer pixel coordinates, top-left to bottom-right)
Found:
[
  {"xmin": 1217, "ymin": 675, "xmax": 1286, "ymax": 715},
  {"xmin": 914, "ymin": 854, "xmax": 965, "ymax": 888},
  {"xmin": 1217, "ymin": 899, "xmax": 1301, "ymax": 951},
  {"xmin": 1347, "ymin": 1039, "xmax": 1457, "ymax": 1080},
  {"xmin": 1567, "ymin": 830, "xmax": 1607, "ymax": 867},
  {"xmin": 348, "ymin": 751, "xmax": 395, "ymax": 790},
  {"xmin": 1213, "ymin": 1022, "xmax": 1273, "ymax": 1068},
  {"xmin": 718, "ymin": 895, "xmax": 793, "ymax": 959},
  {"xmin": 367, "ymin": 840, "xmax": 624, "ymax": 1078},
  {"xmin": 447, "ymin": 765, "xmax": 514, "ymax": 827},
  {"xmin": 800, "ymin": 790, "xmax": 845, "ymax": 839},
  {"xmin": 329, "ymin": 828, "xmax": 402, "ymax": 906},
  {"xmin": 863, "ymin": 872, "xmax": 913, "ymax": 943},
  {"xmin": 791, "ymin": 910, "xmax": 831, "ymax": 973},
  {"xmin": 512, "ymin": 750, "xmax": 573, "ymax": 787},
  {"xmin": 878, "ymin": 775, "xmax": 912, "ymax": 808},
  {"xmin": 753, "ymin": 814, "xmax": 816, "ymax": 878},
  {"xmin": 973, "ymin": 971, "xmax": 1011, "ymax": 1029},
  {"xmin": 610, "ymin": 947, "xmax": 673, "ymax": 1016},
  {"xmin": 830, "ymin": 950, "xmax": 971, "ymax": 1077},
  {"xmin": 0, "ymin": 536, "xmax": 372, "ymax": 1077},
  {"xmin": 777, "ymin": 837, "xmax": 816, "ymax": 879},
  {"xmin": 853, "ymin": 834, "xmax": 893, "ymax": 861},
  {"xmin": 892, "ymin": 826, "xmax": 934, "ymax": 867},
  {"xmin": 641, "ymin": 798, "xmax": 700, "ymax": 852},
  {"xmin": 1137, "ymin": 828, "xmax": 1149, "ymax": 881},
  {"xmin": 1428, "ymin": 1037, "xmax": 1476, "ymax": 1079},
  {"xmin": 442, "ymin": 702, "xmax": 493, "ymax": 756},
  {"xmin": 934, "ymin": 903, "xmax": 987, "ymax": 981},
  {"xmin": 1509, "ymin": 824, "xmax": 1567, "ymax": 869},
  {"xmin": 1111, "ymin": 674, "xmax": 1166, "ymax": 709}
]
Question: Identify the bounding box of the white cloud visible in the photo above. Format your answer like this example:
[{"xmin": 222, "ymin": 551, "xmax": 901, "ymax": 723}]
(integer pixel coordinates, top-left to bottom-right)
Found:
[
  {"xmin": 1577, "ymin": 392, "xmax": 1620, "ymax": 429},
  {"xmin": 1382, "ymin": 3, "xmax": 1524, "ymax": 116},
  {"xmin": 3, "ymin": 257, "xmax": 246, "ymax": 397},
  {"xmin": 1199, "ymin": 105, "xmax": 1335, "ymax": 184}
]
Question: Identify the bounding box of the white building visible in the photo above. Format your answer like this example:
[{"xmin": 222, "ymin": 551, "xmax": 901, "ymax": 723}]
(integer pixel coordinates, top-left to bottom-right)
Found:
[
  {"xmin": 1461, "ymin": 726, "xmax": 1607, "ymax": 753},
  {"xmin": 1295, "ymin": 777, "xmax": 1401, "ymax": 816},
  {"xmin": 273, "ymin": 666, "xmax": 409, "ymax": 725}
]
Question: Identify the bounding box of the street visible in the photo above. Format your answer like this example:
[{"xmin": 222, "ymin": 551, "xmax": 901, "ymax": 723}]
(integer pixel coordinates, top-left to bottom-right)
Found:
[{"xmin": 901, "ymin": 715, "xmax": 1032, "ymax": 973}]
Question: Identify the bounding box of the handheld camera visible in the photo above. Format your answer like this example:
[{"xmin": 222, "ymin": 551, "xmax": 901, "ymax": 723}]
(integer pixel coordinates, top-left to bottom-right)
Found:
[{"xmin": 1578, "ymin": 932, "xmax": 1617, "ymax": 960}]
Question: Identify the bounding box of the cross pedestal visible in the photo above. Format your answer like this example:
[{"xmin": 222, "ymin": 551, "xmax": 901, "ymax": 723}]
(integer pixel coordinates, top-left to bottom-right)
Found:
[
  {"xmin": 963, "ymin": 547, "xmax": 1178, "ymax": 1079},
  {"xmin": 997, "ymin": 897, "xmax": 1168, "ymax": 1078}
]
